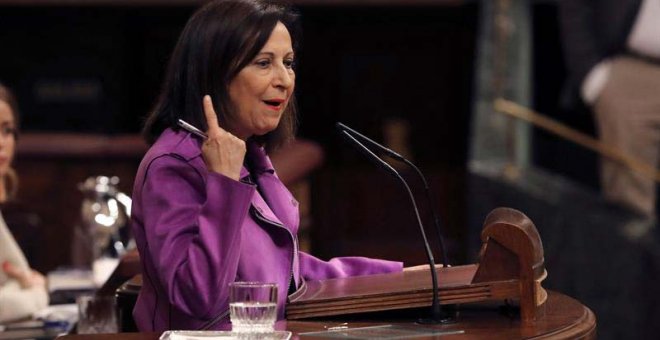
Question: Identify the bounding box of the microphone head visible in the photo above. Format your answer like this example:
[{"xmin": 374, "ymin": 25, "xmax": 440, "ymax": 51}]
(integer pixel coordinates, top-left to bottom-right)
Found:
[
  {"xmin": 334, "ymin": 121, "xmax": 405, "ymax": 160},
  {"xmin": 335, "ymin": 122, "xmax": 348, "ymax": 133}
]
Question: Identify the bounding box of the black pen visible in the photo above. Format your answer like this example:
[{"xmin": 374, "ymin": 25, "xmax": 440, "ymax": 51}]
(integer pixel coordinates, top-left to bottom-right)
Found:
[{"xmin": 177, "ymin": 119, "xmax": 208, "ymax": 139}]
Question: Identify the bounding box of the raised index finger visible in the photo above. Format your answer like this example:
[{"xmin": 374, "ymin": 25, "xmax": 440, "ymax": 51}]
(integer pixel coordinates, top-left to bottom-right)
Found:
[{"xmin": 203, "ymin": 95, "xmax": 223, "ymax": 134}]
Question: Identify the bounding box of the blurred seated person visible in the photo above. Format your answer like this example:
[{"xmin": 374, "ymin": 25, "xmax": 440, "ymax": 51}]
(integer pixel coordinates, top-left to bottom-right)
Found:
[
  {"xmin": 559, "ymin": 0, "xmax": 660, "ymax": 219},
  {"xmin": 0, "ymin": 83, "xmax": 48, "ymax": 322},
  {"xmin": 131, "ymin": 0, "xmax": 407, "ymax": 332}
]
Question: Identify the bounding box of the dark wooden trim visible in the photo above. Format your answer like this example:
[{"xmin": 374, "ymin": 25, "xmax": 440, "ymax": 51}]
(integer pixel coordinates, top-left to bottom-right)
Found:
[{"xmin": 16, "ymin": 133, "xmax": 148, "ymax": 159}]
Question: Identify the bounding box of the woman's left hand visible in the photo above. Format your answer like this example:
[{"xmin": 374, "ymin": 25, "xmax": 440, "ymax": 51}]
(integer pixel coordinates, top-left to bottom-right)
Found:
[{"xmin": 2, "ymin": 260, "xmax": 47, "ymax": 289}]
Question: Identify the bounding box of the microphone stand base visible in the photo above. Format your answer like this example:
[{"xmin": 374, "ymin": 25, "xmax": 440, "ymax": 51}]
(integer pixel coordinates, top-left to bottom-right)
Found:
[
  {"xmin": 416, "ymin": 304, "xmax": 458, "ymax": 325},
  {"xmin": 416, "ymin": 316, "xmax": 456, "ymax": 325}
]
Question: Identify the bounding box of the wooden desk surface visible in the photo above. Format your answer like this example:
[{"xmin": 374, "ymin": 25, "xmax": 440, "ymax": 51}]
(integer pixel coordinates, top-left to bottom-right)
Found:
[{"xmin": 57, "ymin": 291, "xmax": 595, "ymax": 339}]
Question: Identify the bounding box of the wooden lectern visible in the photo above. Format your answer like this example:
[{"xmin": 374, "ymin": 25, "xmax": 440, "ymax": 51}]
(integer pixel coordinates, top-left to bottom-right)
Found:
[
  {"xmin": 287, "ymin": 207, "xmax": 549, "ymax": 325},
  {"xmin": 61, "ymin": 207, "xmax": 594, "ymax": 339}
]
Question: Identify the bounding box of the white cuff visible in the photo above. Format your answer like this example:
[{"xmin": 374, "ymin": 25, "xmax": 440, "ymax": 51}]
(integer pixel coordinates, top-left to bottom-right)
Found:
[{"xmin": 580, "ymin": 60, "xmax": 613, "ymax": 106}]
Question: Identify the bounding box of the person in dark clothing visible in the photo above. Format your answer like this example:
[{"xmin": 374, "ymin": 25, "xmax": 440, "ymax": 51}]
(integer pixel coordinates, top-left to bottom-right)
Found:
[{"xmin": 559, "ymin": 0, "xmax": 660, "ymax": 218}]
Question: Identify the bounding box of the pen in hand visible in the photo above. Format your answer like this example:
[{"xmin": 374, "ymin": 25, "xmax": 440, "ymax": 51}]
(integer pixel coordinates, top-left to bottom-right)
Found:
[{"xmin": 177, "ymin": 119, "xmax": 208, "ymax": 139}]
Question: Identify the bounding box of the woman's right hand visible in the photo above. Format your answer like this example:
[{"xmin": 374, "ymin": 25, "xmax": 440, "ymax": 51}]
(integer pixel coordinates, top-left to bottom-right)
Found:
[{"xmin": 201, "ymin": 95, "xmax": 246, "ymax": 181}]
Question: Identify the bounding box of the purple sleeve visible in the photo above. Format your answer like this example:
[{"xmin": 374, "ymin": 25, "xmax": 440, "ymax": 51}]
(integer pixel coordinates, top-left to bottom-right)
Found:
[
  {"xmin": 140, "ymin": 155, "xmax": 255, "ymax": 319},
  {"xmin": 298, "ymin": 251, "xmax": 403, "ymax": 281}
]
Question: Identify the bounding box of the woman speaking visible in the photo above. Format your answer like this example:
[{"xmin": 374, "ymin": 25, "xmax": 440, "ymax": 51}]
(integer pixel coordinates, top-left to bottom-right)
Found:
[{"xmin": 131, "ymin": 0, "xmax": 403, "ymax": 332}]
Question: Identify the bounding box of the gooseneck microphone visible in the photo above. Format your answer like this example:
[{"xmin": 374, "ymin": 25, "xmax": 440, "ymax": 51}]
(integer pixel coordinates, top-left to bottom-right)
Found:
[
  {"xmin": 337, "ymin": 122, "xmax": 449, "ymax": 267},
  {"xmin": 337, "ymin": 127, "xmax": 446, "ymax": 323}
]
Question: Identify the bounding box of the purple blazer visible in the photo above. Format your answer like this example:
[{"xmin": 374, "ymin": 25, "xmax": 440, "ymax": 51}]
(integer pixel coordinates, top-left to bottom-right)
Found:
[{"xmin": 130, "ymin": 129, "xmax": 403, "ymax": 332}]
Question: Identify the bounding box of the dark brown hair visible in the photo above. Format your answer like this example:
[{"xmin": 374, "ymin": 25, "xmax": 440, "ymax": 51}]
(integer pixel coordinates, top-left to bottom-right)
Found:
[
  {"xmin": 143, "ymin": 0, "xmax": 300, "ymax": 153},
  {"xmin": 0, "ymin": 83, "xmax": 20, "ymax": 201}
]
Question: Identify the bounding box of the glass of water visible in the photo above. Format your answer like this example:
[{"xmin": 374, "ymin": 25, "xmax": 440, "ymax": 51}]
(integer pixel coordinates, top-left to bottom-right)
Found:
[{"xmin": 229, "ymin": 282, "xmax": 278, "ymax": 334}]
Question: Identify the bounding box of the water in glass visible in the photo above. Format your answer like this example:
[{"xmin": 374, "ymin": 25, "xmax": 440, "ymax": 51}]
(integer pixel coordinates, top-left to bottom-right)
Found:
[{"xmin": 230, "ymin": 301, "xmax": 277, "ymax": 332}]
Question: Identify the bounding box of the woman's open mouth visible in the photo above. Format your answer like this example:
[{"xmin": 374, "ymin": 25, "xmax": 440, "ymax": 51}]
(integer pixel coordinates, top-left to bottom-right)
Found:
[{"xmin": 263, "ymin": 99, "xmax": 285, "ymax": 111}]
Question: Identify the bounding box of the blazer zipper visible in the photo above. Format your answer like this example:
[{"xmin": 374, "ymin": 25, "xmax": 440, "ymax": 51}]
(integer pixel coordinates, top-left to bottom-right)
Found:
[
  {"xmin": 251, "ymin": 205, "xmax": 298, "ymax": 293},
  {"xmin": 198, "ymin": 205, "xmax": 298, "ymax": 331}
]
